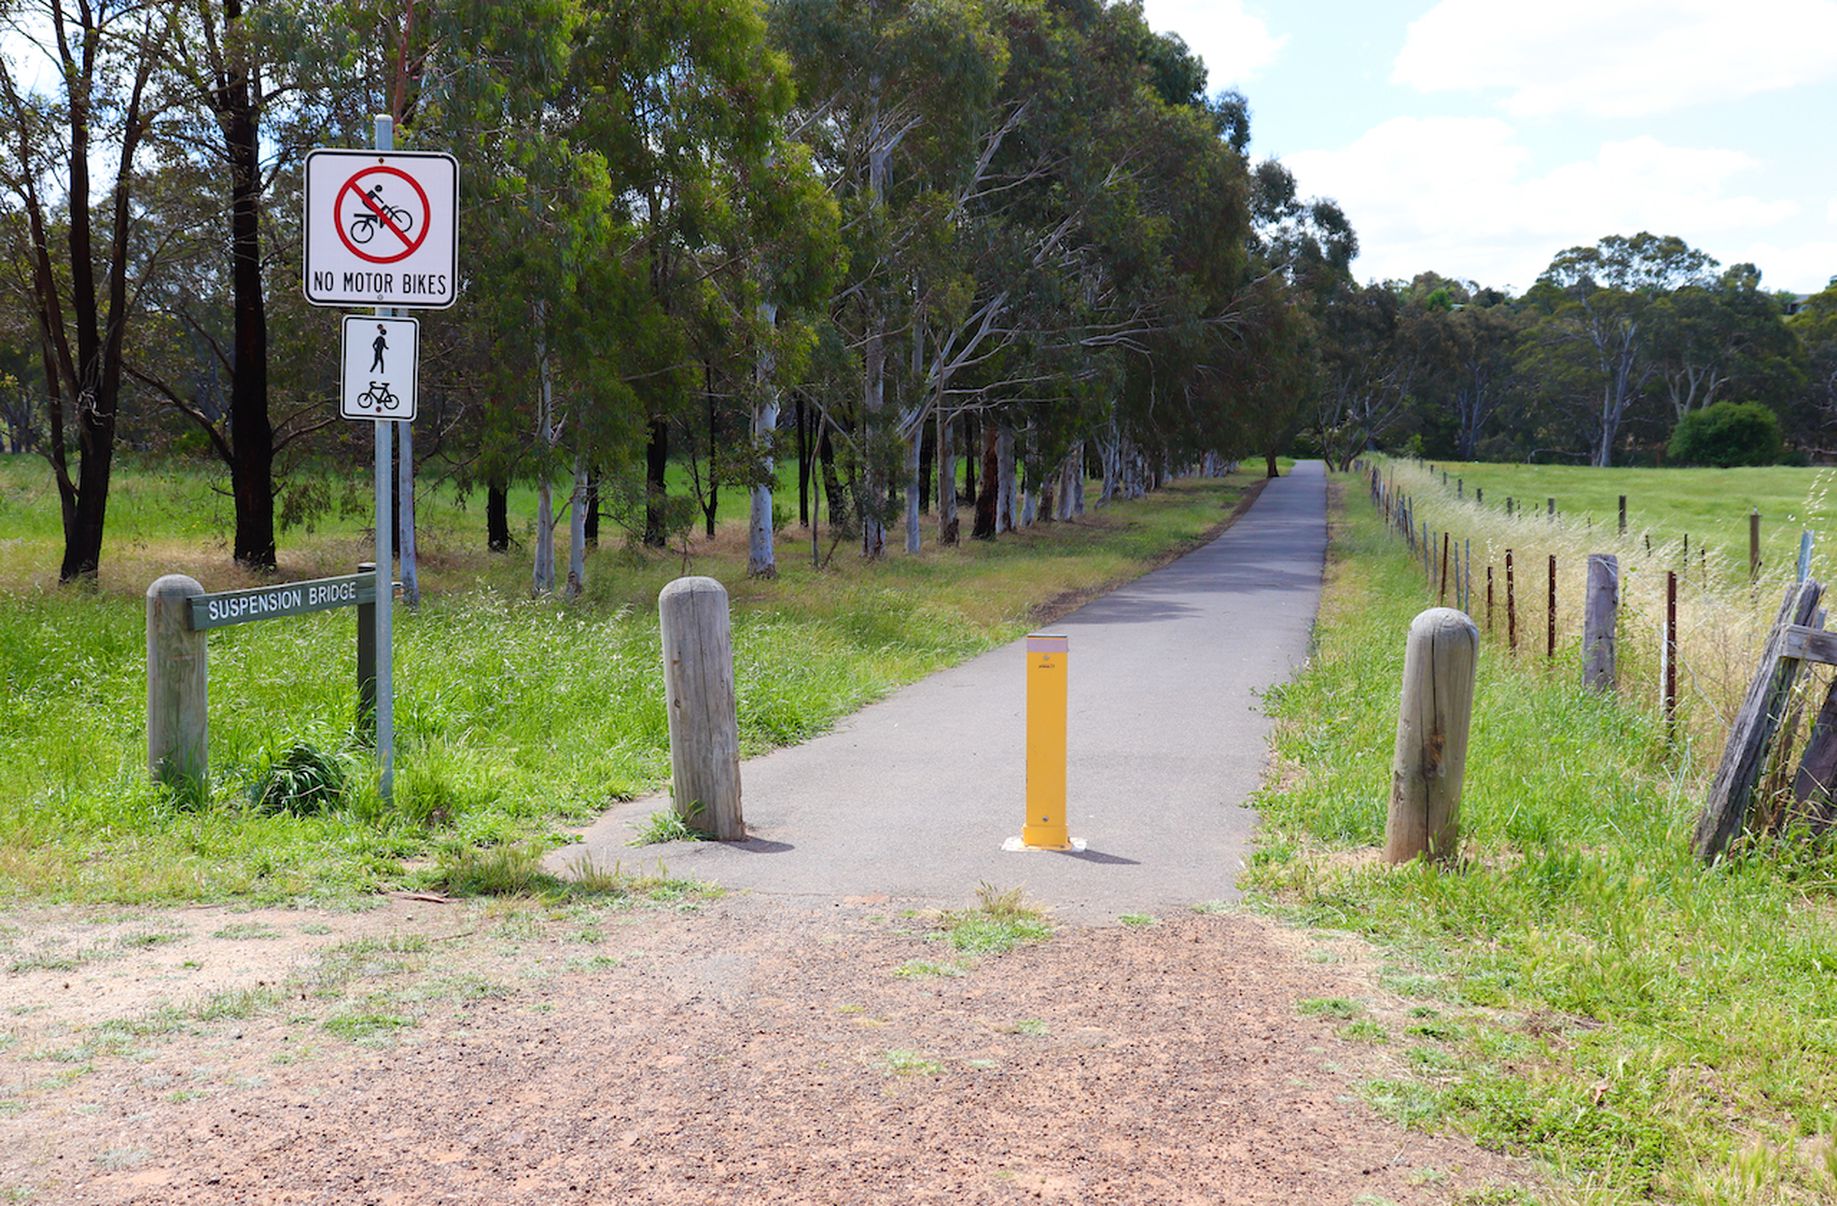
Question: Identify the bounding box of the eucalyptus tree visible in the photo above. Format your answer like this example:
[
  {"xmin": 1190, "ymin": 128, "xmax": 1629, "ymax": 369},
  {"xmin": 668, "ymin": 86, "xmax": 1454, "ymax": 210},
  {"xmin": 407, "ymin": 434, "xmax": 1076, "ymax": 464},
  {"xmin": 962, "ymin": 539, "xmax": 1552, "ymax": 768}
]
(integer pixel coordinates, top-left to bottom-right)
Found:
[
  {"xmin": 770, "ymin": 0, "xmax": 1007, "ymax": 557},
  {"xmin": 1521, "ymin": 232, "xmax": 1714, "ymax": 466},
  {"xmin": 0, "ymin": 0, "xmax": 182, "ymax": 580}
]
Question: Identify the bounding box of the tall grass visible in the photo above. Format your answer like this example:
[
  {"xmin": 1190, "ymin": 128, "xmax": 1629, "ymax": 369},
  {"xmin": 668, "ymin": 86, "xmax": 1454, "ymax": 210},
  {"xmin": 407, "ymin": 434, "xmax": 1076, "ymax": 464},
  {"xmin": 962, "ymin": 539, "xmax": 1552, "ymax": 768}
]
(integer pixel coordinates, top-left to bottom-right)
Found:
[
  {"xmin": 0, "ymin": 466, "xmax": 1257, "ymax": 905},
  {"xmin": 1370, "ymin": 457, "xmax": 1837, "ymax": 772},
  {"xmin": 1249, "ymin": 482, "xmax": 1837, "ymax": 1205}
]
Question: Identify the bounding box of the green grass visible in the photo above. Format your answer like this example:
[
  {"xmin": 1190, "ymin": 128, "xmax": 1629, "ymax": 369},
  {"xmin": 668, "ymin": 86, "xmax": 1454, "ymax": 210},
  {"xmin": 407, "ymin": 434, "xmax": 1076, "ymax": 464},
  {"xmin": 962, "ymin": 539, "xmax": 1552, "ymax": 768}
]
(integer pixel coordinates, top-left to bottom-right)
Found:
[
  {"xmin": 0, "ymin": 456, "xmax": 1257, "ymax": 905},
  {"xmin": 882, "ymin": 1049, "xmax": 944, "ymax": 1076},
  {"xmin": 932, "ymin": 884, "xmax": 1052, "ymax": 954},
  {"xmin": 1247, "ymin": 480, "xmax": 1837, "ymax": 1204},
  {"xmin": 1410, "ymin": 459, "xmax": 1837, "ymax": 580}
]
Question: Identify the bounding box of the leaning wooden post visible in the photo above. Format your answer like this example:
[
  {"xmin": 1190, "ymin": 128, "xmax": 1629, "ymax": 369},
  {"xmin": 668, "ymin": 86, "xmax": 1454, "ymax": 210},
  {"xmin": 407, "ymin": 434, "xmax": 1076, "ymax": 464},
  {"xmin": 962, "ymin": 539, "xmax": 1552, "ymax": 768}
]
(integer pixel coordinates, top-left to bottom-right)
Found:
[
  {"xmin": 1693, "ymin": 579, "xmax": 1824, "ymax": 861},
  {"xmin": 658, "ymin": 576, "xmax": 745, "ymax": 840},
  {"xmin": 147, "ymin": 574, "xmax": 208, "ymax": 788},
  {"xmin": 1385, "ymin": 608, "xmax": 1479, "ymax": 865},
  {"xmin": 1582, "ymin": 554, "xmax": 1618, "ymax": 692}
]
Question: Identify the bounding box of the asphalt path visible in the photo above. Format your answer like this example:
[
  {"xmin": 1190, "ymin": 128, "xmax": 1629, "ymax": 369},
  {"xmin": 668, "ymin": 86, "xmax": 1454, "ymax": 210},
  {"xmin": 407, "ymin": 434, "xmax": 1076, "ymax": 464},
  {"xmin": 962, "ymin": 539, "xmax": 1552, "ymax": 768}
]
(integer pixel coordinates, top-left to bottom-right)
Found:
[{"xmin": 550, "ymin": 461, "xmax": 1328, "ymax": 922}]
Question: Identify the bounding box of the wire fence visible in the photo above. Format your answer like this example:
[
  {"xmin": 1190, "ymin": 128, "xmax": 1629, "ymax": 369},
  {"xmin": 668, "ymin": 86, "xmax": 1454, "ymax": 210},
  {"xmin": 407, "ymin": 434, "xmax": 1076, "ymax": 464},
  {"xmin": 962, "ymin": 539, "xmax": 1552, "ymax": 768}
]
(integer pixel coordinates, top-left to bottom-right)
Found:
[{"xmin": 1360, "ymin": 457, "xmax": 1837, "ymax": 774}]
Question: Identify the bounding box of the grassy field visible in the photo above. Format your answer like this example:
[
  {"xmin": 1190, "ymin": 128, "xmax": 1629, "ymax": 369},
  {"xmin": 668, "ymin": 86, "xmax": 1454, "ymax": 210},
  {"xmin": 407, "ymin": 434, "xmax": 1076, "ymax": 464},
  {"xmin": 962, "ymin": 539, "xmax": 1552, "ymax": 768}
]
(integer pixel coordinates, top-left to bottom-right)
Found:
[
  {"xmin": 1249, "ymin": 479, "xmax": 1837, "ymax": 1205},
  {"xmin": 0, "ymin": 452, "xmax": 1260, "ymax": 905},
  {"xmin": 1415, "ymin": 460, "xmax": 1837, "ymax": 580}
]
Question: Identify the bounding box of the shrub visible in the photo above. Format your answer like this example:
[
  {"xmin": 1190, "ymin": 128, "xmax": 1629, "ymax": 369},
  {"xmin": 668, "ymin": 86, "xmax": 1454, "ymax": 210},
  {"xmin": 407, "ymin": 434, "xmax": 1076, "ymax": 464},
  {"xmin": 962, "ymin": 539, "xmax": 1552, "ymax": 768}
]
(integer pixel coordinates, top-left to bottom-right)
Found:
[{"xmin": 1666, "ymin": 400, "xmax": 1782, "ymax": 467}]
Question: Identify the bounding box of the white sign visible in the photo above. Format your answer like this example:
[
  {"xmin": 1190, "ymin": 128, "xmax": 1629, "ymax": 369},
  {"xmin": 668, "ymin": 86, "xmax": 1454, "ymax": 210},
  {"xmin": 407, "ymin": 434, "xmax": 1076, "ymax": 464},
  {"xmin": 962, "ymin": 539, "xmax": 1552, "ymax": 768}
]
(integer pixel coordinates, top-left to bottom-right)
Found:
[
  {"xmin": 341, "ymin": 315, "xmax": 419, "ymax": 421},
  {"xmin": 304, "ymin": 149, "xmax": 458, "ymax": 308}
]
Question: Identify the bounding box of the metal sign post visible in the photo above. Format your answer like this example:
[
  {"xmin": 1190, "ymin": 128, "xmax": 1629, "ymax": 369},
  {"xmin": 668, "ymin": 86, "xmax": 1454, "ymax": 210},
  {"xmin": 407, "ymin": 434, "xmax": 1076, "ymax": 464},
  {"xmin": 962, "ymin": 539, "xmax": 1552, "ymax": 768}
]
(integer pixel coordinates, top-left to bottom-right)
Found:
[
  {"xmin": 372, "ymin": 115, "xmax": 396, "ymax": 797},
  {"xmin": 302, "ymin": 115, "xmax": 457, "ymax": 801}
]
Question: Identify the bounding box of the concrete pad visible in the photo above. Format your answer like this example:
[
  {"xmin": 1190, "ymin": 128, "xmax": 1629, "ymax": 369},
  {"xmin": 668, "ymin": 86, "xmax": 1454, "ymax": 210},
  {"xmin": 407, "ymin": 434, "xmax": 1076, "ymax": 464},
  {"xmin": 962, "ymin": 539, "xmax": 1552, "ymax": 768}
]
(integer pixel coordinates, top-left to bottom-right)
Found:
[{"xmin": 549, "ymin": 461, "xmax": 1328, "ymax": 922}]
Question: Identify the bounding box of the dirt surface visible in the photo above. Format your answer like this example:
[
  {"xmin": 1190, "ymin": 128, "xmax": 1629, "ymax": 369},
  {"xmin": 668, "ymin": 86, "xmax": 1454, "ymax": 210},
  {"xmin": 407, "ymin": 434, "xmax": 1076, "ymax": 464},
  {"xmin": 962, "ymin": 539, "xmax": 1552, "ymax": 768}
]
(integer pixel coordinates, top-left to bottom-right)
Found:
[{"xmin": 0, "ymin": 890, "xmax": 1534, "ymax": 1204}]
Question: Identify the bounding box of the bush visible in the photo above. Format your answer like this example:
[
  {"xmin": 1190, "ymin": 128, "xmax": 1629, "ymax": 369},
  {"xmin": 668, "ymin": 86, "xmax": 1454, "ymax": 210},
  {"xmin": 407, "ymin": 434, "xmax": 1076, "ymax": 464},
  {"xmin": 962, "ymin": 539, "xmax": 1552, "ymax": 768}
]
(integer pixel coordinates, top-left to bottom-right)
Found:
[{"xmin": 1666, "ymin": 400, "xmax": 1783, "ymax": 467}]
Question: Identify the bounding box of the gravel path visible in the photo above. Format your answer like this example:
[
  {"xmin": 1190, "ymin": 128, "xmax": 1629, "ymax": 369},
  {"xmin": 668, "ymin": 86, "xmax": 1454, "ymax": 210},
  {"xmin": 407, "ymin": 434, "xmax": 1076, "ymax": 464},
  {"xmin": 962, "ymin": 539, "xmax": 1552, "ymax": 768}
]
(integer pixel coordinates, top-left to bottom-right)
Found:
[{"xmin": 0, "ymin": 894, "xmax": 1533, "ymax": 1204}]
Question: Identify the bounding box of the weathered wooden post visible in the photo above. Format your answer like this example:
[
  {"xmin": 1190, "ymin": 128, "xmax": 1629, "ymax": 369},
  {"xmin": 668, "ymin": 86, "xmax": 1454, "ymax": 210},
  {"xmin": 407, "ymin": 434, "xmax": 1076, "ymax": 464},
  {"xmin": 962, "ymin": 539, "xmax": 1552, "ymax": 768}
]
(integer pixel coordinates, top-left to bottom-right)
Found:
[
  {"xmin": 147, "ymin": 574, "xmax": 207, "ymax": 788},
  {"xmin": 1694, "ymin": 579, "xmax": 1824, "ymax": 860},
  {"xmin": 1582, "ymin": 554, "xmax": 1618, "ymax": 692},
  {"xmin": 1547, "ymin": 497, "xmax": 1555, "ymax": 520},
  {"xmin": 1618, "ymin": 495, "xmax": 1627, "ymax": 535},
  {"xmin": 1385, "ymin": 608, "xmax": 1479, "ymax": 865},
  {"xmin": 1476, "ymin": 486, "xmax": 1483, "ymax": 505},
  {"xmin": 658, "ymin": 576, "xmax": 745, "ymax": 839}
]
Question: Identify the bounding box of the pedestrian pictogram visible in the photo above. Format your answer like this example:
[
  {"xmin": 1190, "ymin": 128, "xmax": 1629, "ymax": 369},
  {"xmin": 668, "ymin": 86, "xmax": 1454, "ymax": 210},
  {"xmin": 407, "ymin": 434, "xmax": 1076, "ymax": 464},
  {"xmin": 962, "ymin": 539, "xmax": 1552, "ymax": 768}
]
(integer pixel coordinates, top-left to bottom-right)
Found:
[
  {"xmin": 304, "ymin": 149, "xmax": 457, "ymax": 308},
  {"xmin": 341, "ymin": 315, "xmax": 419, "ymax": 421}
]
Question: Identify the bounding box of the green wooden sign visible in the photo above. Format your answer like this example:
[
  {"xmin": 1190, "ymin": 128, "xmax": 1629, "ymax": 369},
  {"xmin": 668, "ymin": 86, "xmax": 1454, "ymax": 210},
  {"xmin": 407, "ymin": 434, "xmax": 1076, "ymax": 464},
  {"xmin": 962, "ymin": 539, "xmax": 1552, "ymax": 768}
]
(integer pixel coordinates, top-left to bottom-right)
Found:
[{"xmin": 188, "ymin": 573, "xmax": 383, "ymax": 631}]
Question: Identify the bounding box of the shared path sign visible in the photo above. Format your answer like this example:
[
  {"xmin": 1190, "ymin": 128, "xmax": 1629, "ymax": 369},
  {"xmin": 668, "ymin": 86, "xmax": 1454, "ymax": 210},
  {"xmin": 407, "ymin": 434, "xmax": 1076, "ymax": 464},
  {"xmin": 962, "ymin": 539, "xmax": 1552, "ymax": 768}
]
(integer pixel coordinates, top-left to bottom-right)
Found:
[
  {"xmin": 303, "ymin": 149, "xmax": 458, "ymax": 308},
  {"xmin": 340, "ymin": 315, "xmax": 419, "ymax": 421}
]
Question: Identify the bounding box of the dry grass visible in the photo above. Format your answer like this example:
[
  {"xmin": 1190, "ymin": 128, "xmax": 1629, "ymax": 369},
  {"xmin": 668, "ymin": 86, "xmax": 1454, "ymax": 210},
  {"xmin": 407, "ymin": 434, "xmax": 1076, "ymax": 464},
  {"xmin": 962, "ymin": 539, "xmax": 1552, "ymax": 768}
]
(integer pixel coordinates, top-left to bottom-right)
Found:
[{"xmin": 1369, "ymin": 458, "xmax": 1837, "ymax": 777}]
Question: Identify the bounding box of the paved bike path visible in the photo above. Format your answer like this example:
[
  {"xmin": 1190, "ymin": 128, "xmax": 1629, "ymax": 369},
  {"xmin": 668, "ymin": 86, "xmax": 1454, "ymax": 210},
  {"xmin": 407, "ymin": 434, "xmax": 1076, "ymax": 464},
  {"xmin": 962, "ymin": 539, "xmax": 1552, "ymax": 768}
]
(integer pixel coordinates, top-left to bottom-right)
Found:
[{"xmin": 551, "ymin": 461, "xmax": 1328, "ymax": 922}]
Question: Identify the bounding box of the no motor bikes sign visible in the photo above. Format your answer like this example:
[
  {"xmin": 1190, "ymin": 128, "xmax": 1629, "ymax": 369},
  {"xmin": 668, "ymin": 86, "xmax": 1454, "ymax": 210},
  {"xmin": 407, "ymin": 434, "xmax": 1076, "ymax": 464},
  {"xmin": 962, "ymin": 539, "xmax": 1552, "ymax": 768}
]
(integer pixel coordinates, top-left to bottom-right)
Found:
[{"xmin": 304, "ymin": 149, "xmax": 458, "ymax": 308}]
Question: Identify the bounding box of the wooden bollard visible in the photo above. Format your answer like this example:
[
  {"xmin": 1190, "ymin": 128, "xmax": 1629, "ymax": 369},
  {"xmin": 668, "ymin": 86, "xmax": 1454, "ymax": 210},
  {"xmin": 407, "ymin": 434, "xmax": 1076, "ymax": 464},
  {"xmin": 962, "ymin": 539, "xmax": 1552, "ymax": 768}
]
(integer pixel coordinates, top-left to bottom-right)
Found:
[
  {"xmin": 658, "ymin": 577, "xmax": 744, "ymax": 839},
  {"xmin": 147, "ymin": 574, "xmax": 208, "ymax": 788},
  {"xmin": 1582, "ymin": 554, "xmax": 1618, "ymax": 692},
  {"xmin": 1385, "ymin": 608, "xmax": 1479, "ymax": 865}
]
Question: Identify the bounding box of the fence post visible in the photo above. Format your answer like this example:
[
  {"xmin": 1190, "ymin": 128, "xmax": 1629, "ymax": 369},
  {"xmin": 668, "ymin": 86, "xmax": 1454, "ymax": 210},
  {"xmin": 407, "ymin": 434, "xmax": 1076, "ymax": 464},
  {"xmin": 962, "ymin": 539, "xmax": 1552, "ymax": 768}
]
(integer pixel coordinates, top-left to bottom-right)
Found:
[
  {"xmin": 1663, "ymin": 570, "xmax": 1678, "ymax": 730},
  {"xmin": 1582, "ymin": 554, "xmax": 1618, "ymax": 692},
  {"xmin": 1799, "ymin": 530, "xmax": 1814, "ymax": 582},
  {"xmin": 1618, "ymin": 495, "xmax": 1627, "ymax": 535},
  {"xmin": 1547, "ymin": 497, "xmax": 1555, "ymax": 520},
  {"xmin": 357, "ymin": 561, "xmax": 377, "ymax": 743},
  {"xmin": 658, "ymin": 576, "xmax": 745, "ymax": 840},
  {"xmin": 147, "ymin": 574, "xmax": 208, "ymax": 788},
  {"xmin": 1486, "ymin": 565, "xmax": 1494, "ymax": 632},
  {"xmin": 1506, "ymin": 549, "xmax": 1517, "ymax": 652},
  {"xmin": 1476, "ymin": 486, "xmax": 1483, "ymax": 506},
  {"xmin": 1547, "ymin": 554, "xmax": 1557, "ymax": 659},
  {"xmin": 1751, "ymin": 510, "xmax": 1761, "ymax": 582},
  {"xmin": 1385, "ymin": 608, "xmax": 1479, "ymax": 865}
]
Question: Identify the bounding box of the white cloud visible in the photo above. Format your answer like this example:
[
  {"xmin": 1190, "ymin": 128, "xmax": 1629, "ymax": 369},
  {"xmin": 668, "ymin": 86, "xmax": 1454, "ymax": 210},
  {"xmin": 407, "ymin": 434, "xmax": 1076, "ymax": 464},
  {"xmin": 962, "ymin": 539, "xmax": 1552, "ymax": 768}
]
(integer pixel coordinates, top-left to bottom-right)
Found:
[
  {"xmin": 1139, "ymin": 0, "xmax": 1286, "ymax": 88},
  {"xmin": 1395, "ymin": 0, "xmax": 1837, "ymax": 117},
  {"xmin": 1283, "ymin": 118, "xmax": 1799, "ymax": 290}
]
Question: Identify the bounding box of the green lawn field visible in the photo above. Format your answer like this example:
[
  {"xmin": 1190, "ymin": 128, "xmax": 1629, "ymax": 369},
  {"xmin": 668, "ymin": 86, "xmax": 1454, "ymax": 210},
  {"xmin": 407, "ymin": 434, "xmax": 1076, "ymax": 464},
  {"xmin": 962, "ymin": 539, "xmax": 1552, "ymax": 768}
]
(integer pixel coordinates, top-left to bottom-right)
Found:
[{"xmin": 1413, "ymin": 460, "xmax": 1837, "ymax": 580}]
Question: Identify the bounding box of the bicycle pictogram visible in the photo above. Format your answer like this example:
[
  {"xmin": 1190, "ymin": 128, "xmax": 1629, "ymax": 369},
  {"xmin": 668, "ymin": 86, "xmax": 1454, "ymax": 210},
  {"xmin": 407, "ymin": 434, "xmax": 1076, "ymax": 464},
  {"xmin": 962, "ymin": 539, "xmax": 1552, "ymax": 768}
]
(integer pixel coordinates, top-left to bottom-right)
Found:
[
  {"xmin": 333, "ymin": 166, "xmax": 432, "ymax": 265},
  {"xmin": 355, "ymin": 381, "xmax": 401, "ymax": 413},
  {"xmin": 346, "ymin": 185, "xmax": 416, "ymax": 245}
]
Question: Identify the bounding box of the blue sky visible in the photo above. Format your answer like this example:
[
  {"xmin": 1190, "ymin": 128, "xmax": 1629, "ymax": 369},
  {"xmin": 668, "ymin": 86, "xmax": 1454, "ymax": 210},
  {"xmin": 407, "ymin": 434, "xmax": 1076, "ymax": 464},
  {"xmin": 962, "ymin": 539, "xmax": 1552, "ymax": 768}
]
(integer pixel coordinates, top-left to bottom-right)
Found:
[{"xmin": 1139, "ymin": 0, "xmax": 1837, "ymax": 296}]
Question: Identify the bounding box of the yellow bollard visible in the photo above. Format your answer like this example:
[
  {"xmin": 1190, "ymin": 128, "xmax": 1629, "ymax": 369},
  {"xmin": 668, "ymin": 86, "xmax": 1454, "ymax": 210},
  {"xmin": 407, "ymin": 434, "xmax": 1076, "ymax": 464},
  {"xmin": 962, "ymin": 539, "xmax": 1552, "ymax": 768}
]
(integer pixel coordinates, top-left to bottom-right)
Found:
[{"xmin": 1005, "ymin": 632, "xmax": 1083, "ymax": 852}]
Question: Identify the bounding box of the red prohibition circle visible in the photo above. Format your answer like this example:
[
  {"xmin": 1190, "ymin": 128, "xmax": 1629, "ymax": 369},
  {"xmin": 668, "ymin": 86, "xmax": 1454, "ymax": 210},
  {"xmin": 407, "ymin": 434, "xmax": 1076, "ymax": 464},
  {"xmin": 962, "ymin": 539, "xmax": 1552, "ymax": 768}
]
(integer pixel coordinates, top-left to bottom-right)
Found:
[{"xmin": 334, "ymin": 165, "xmax": 433, "ymax": 264}]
